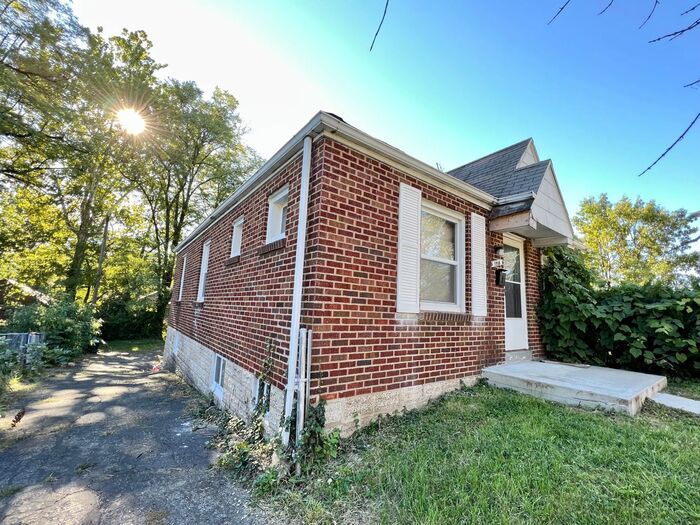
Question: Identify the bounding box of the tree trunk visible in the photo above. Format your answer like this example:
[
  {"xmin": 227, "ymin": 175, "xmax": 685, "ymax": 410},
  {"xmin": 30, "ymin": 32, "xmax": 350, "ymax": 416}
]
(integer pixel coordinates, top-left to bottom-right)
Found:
[{"xmin": 90, "ymin": 215, "xmax": 110, "ymax": 305}]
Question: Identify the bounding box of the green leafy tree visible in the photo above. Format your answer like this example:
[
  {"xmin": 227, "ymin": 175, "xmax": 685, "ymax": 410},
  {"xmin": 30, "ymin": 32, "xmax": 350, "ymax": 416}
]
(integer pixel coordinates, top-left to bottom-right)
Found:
[
  {"xmin": 574, "ymin": 194, "xmax": 700, "ymax": 286},
  {"xmin": 128, "ymin": 81, "xmax": 262, "ymax": 323}
]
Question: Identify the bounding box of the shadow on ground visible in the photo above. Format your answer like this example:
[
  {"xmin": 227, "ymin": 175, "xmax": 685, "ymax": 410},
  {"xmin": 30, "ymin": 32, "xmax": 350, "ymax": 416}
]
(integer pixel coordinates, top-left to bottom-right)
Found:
[{"xmin": 0, "ymin": 348, "xmax": 268, "ymax": 525}]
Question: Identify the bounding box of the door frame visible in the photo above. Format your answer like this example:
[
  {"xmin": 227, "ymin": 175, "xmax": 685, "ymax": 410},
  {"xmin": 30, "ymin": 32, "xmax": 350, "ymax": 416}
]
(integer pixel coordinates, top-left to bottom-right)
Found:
[{"xmin": 503, "ymin": 234, "xmax": 528, "ymax": 351}]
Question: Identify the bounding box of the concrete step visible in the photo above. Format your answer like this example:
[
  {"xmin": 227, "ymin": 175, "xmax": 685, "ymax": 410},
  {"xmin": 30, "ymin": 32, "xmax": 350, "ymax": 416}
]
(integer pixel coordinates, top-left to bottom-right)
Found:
[
  {"xmin": 483, "ymin": 361, "xmax": 666, "ymax": 415},
  {"xmin": 651, "ymin": 392, "xmax": 700, "ymax": 415}
]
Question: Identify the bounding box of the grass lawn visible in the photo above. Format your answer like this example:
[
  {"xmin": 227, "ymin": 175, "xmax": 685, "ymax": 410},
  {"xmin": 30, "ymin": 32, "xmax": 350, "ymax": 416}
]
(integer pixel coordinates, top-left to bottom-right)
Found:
[
  {"xmin": 104, "ymin": 338, "xmax": 163, "ymax": 353},
  {"xmin": 267, "ymin": 382, "xmax": 700, "ymax": 525}
]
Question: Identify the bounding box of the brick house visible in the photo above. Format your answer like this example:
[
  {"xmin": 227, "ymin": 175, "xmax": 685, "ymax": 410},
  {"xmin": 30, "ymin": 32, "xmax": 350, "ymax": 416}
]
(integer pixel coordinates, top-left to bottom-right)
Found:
[{"xmin": 164, "ymin": 112, "xmax": 573, "ymax": 440}]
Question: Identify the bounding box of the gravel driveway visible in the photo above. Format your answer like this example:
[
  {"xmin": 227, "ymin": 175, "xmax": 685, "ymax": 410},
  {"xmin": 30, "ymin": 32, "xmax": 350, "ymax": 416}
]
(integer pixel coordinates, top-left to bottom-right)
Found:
[{"xmin": 0, "ymin": 348, "xmax": 268, "ymax": 525}]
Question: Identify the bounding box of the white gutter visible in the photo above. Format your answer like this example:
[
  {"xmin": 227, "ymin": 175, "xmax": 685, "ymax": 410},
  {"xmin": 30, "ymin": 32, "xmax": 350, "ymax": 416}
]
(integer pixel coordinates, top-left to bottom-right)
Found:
[{"xmin": 281, "ymin": 135, "xmax": 313, "ymax": 447}]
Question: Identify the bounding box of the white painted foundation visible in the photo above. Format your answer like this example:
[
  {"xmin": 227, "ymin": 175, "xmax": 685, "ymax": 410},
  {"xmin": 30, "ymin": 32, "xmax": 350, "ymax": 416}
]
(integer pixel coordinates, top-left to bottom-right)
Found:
[
  {"xmin": 164, "ymin": 327, "xmax": 284, "ymax": 435},
  {"xmin": 324, "ymin": 375, "xmax": 479, "ymax": 436}
]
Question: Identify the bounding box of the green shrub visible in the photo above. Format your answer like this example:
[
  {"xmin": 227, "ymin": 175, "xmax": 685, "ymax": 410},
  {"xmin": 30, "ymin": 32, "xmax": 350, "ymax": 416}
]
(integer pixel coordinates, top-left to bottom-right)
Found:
[
  {"xmin": 539, "ymin": 247, "xmax": 700, "ymax": 376},
  {"xmin": 97, "ymin": 296, "xmax": 161, "ymax": 340},
  {"xmin": 7, "ymin": 300, "xmax": 101, "ymax": 355}
]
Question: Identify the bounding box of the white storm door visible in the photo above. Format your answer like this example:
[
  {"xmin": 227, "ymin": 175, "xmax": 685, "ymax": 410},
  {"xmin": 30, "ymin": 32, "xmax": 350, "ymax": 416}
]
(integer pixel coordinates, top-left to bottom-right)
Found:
[{"xmin": 503, "ymin": 237, "xmax": 528, "ymax": 351}]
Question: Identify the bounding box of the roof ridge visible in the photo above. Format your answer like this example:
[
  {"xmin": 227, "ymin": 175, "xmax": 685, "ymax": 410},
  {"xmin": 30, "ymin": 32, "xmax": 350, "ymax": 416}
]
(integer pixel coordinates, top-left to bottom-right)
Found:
[
  {"xmin": 512, "ymin": 158, "xmax": 551, "ymax": 172},
  {"xmin": 448, "ymin": 138, "xmax": 532, "ymax": 174}
]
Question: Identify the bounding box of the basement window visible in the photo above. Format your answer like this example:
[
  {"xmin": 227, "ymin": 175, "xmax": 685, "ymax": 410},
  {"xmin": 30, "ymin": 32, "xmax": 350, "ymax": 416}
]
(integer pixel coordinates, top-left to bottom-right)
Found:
[
  {"xmin": 265, "ymin": 186, "xmax": 289, "ymax": 244},
  {"xmin": 212, "ymin": 354, "xmax": 226, "ymax": 400}
]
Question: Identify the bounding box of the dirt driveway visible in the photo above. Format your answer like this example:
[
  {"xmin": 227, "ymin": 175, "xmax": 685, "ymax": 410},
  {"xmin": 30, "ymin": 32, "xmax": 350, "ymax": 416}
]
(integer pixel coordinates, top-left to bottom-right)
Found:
[{"xmin": 0, "ymin": 348, "xmax": 268, "ymax": 525}]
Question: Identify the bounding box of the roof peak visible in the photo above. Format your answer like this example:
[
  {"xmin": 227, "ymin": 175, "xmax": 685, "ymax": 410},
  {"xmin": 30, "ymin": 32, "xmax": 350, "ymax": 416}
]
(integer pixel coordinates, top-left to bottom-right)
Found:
[{"xmin": 448, "ymin": 138, "xmax": 532, "ymax": 175}]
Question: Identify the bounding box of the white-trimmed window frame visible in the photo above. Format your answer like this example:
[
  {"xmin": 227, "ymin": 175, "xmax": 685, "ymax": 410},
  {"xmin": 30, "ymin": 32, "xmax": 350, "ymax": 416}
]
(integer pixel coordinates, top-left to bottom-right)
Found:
[
  {"xmin": 211, "ymin": 354, "xmax": 226, "ymax": 400},
  {"xmin": 419, "ymin": 200, "xmax": 466, "ymax": 313},
  {"xmin": 177, "ymin": 255, "xmax": 187, "ymax": 301},
  {"xmin": 265, "ymin": 185, "xmax": 289, "ymax": 244},
  {"xmin": 196, "ymin": 240, "xmax": 211, "ymax": 303},
  {"xmin": 230, "ymin": 216, "xmax": 244, "ymax": 257}
]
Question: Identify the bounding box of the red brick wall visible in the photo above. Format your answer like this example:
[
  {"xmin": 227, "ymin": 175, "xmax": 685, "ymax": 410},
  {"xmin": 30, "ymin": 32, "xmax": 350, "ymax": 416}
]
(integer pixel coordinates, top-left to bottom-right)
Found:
[
  {"xmin": 308, "ymin": 138, "xmax": 517, "ymax": 402},
  {"xmin": 524, "ymin": 241, "xmax": 543, "ymax": 358},
  {"xmin": 168, "ymin": 143, "xmax": 326, "ymax": 390},
  {"xmin": 168, "ymin": 135, "xmax": 544, "ymax": 400}
]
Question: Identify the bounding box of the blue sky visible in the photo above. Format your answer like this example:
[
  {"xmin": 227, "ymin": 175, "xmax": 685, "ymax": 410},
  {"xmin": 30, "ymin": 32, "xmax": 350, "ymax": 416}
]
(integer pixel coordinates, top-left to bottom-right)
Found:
[{"xmin": 73, "ymin": 0, "xmax": 699, "ymax": 217}]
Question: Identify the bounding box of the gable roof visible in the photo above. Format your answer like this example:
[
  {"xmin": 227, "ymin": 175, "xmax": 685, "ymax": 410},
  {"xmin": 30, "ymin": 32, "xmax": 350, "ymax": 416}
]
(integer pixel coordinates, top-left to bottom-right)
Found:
[{"xmin": 447, "ymin": 139, "xmax": 533, "ymax": 196}]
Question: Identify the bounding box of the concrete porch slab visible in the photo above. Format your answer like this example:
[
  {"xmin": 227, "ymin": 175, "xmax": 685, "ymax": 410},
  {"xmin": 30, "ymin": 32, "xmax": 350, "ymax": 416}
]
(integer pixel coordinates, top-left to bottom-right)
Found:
[
  {"xmin": 483, "ymin": 361, "xmax": 667, "ymax": 415},
  {"xmin": 651, "ymin": 393, "xmax": 700, "ymax": 415}
]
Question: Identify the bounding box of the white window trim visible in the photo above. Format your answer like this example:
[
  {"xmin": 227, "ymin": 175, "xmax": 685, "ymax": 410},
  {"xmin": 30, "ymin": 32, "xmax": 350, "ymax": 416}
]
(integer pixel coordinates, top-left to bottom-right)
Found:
[
  {"xmin": 196, "ymin": 240, "xmax": 211, "ymax": 303},
  {"xmin": 177, "ymin": 255, "xmax": 187, "ymax": 301},
  {"xmin": 230, "ymin": 217, "xmax": 244, "ymax": 257},
  {"xmin": 211, "ymin": 354, "xmax": 226, "ymax": 400},
  {"xmin": 265, "ymin": 185, "xmax": 289, "ymax": 244},
  {"xmin": 419, "ymin": 200, "xmax": 466, "ymax": 313}
]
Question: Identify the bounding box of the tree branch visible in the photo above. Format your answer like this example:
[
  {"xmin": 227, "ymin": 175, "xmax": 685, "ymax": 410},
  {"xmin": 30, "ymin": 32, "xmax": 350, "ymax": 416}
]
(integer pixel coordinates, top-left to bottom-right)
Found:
[
  {"xmin": 639, "ymin": 0, "xmax": 659, "ymax": 29},
  {"xmin": 598, "ymin": 0, "xmax": 615, "ymax": 15},
  {"xmin": 649, "ymin": 17, "xmax": 700, "ymax": 42},
  {"xmin": 638, "ymin": 111, "xmax": 700, "ymax": 176},
  {"xmin": 370, "ymin": 0, "xmax": 389, "ymax": 51},
  {"xmin": 681, "ymin": 2, "xmax": 700, "ymax": 16},
  {"xmin": 548, "ymin": 0, "xmax": 573, "ymax": 25}
]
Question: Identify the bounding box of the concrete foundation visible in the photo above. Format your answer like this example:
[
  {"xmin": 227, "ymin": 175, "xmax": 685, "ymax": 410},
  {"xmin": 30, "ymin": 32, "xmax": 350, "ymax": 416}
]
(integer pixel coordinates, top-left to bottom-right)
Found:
[
  {"xmin": 324, "ymin": 375, "xmax": 479, "ymax": 436},
  {"xmin": 164, "ymin": 327, "xmax": 284, "ymax": 435},
  {"xmin": 483, "ymin": 361, "xmax": 666, "ymax": 415}
]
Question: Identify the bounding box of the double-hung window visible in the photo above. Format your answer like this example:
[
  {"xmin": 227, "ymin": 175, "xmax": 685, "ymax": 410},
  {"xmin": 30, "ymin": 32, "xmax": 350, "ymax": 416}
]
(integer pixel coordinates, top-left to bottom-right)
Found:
[
  {"xmin": 419, "ymin": 202, "xmax": 465, "ymax": 312},
  {"xmin": 396, "ymin": 183, "xmax": 466, "ymax": 314},
  {"xmin": 266, "ymin": 186, "xmax": 289, "ymax": 243},
  {"xmin": 230, "ymin": 217, "xmax": 244, "ymax": 257},
  {"xmin": 196, "ymin": 240, "xmax": 211, "ymax": 303}
]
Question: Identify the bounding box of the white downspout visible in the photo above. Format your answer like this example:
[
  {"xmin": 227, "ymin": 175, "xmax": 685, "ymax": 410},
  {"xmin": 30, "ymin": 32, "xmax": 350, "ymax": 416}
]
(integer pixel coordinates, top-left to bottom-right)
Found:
[{"xmin": 281, "ymin": 135, "xmax": 313, "ymax": 447}]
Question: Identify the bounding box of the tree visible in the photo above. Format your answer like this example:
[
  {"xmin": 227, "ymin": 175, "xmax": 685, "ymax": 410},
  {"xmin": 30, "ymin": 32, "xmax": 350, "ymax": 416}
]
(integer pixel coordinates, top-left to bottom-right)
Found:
[
  {"xmin": 574, "ymin": 194, "xmax": 700, "ymax": 286},
  {"xmin": 128, "ymin": 81, "xmax": 262, "ymax": 324}
]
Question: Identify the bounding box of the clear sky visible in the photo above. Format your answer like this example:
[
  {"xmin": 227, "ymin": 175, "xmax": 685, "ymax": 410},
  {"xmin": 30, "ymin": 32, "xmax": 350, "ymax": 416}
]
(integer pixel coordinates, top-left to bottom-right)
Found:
[{"xmin": 72, "ymin": 0, "xmax": 699, "ymax": 218}]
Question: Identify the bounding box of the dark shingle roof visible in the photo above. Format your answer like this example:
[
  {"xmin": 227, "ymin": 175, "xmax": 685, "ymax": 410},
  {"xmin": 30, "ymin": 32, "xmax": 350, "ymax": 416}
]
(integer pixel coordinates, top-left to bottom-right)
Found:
[{"xmin": 446, "ymin": 139, "xmax": 549, "ymax": 200}]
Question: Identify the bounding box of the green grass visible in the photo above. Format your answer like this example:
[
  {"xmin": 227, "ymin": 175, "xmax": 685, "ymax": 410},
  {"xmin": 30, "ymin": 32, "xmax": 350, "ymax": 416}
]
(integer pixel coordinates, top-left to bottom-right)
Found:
[
  {"xmin": 105, "ymin": 338, "xmax": 163, "ymax": 353},
  {"xmin": 268, "ymin": 383, "xmax": 700, "ymax": 525},
  {"xmin": 0, "ymin": 484, "xmax": 23, "ymax": 498},
  {"xmin": 666, "ymin": 377, "xmax": 700, "ymax": 400}
]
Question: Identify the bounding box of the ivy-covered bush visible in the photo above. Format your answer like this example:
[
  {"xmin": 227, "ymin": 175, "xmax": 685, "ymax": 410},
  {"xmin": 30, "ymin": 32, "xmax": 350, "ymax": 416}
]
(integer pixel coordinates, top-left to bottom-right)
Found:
[{"xmin": 539, "ymin": 247, "xmax": 700, "ymax": 376}]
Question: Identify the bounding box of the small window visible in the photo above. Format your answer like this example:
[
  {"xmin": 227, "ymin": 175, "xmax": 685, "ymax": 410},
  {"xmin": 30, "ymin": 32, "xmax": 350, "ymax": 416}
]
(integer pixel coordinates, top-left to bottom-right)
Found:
[
  {"xmin": 196, "ymin": 240, "xmax": 211, "ymax": 302},
  {"xmin": 173, "ymin": 331, "xmax": 180, "ymax": 355},
  {"xmin": 230, "ymin": 217, "xmax": 244, "ymax": 257},
  {"xmin": 266, "ymin": 186, "xmax": 289, "ymax": 243},
  {"xmin": 212, "ymin": 354, "xmax": 226, "ymax": 399},
  {"xmin": 177, "ymin": 255, "xmax": 187, "ymax": 301},
  {"xmin": 419, "ymin": 202, "xmax": 465, "ymax": 312}
]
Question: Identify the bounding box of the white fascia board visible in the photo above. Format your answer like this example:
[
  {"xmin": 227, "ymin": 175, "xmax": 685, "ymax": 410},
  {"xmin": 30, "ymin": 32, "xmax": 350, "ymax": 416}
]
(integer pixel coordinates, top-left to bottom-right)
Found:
[
  {"xmin": 175, "ymin": 111, "xmax": 327, "ymax": 253},
  {"xmin": 175, "ymin": 111, "xmax": 499, "ymax": 253},
  {"xmin": 318, "ymin": 113, "xmax": 497, "ymax": 209}
]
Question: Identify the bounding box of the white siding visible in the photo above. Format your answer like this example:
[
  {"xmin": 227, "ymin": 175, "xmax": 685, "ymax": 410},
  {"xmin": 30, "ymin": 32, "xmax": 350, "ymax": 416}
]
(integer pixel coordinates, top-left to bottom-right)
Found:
[
  {"xmin": 396, "ymin": 183, "xmax": 422, "ymax": 313},
  {"xmin": 471, "ymin": 213, "xmax": 488, "ymax": 317},
  {"xmin": 531, "ymin": 165, "xmax": 574, "ymax": 239}
]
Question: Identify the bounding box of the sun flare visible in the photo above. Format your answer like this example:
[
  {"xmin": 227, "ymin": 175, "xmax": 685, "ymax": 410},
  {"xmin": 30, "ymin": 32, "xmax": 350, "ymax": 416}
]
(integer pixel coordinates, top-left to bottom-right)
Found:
[{"xmin": 116, "ymin": 108, "xmax": 146, "ymax": 135}]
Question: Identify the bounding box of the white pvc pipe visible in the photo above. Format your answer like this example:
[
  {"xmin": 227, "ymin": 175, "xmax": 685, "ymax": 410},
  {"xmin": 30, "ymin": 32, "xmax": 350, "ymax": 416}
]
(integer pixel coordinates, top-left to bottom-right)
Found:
[
  {"xmin": 281, "ymin": 135, "xmax": 313, "ymax": 447},
  {"xmin": 296, "ymin": 328, "xmax": 308, "ymax": 446}
]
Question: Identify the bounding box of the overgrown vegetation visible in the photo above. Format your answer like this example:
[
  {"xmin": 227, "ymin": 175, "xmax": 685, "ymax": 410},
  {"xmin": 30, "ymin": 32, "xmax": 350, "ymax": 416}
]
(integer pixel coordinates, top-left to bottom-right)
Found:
[
  {"xmin": 255, "ymin": 383, "xmax": 700, "ymax": 525},
  {"xmin": 0, "ymin": 0, "xmax": 262, "ymax": 336},
  {"xmin": 0, "ymin": 299, "xmax": 101, "ymax": 395},
  {"xmin": 539, "ymin": 246, "xmax": 700, "ymax": 376}
]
